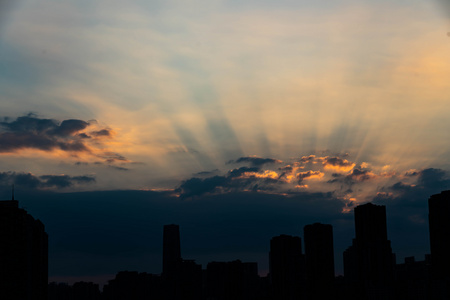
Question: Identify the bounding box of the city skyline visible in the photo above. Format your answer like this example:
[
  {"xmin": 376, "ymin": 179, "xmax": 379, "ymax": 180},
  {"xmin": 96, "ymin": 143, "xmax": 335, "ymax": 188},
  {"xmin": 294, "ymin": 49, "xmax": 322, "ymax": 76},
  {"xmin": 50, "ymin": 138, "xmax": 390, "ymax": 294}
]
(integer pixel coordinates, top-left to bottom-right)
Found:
[
  {"xmin": 4, "ymin": 197, "xmax": 449, "ymax": 299},
  {"xmin": 1, "ymin": 0, "xmax": 450, "ymax": 287},
  {"xmin": 0, "ymin": 188, "xmax": 442, "ymax": 287}
]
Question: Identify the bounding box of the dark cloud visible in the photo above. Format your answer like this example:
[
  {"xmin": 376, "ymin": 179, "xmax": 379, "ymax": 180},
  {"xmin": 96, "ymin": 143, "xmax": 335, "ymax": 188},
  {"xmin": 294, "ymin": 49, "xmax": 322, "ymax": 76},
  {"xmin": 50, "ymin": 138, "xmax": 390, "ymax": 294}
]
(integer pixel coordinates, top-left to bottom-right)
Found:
[
  {"xmin": 176, "ymin": 176, "xmax": 229, "ymax": 198},
  {"xmin": 345, "ymin": 168, "xmax": 375, "ymax": 182},
  {"xmin": 40, "ymin": 175, "xmax": 96, "ymax": 188},
  {"xmin": 91, "ymin": 129, "xmax": 111, "ymax": 137},
  {"xmin": 14, "ymin": 172, "xmax": 41, "ymax": 189},
  {"xmin": 228, "ymin": 156, "xmax": 282, "ymax": 167},
  {"xmin": 228, "ymin": 166, "xmax": 260, "ymax": 178},
  {"xmin": 0, "ymin": 115, "xmax": 89, "ymax": 153},
  {"xmin": 405, "ymin": 170, "xmax": 419, "ymax": 177},
  {"xmin": 0, "ymin": 115, "xmax": 128, "ymax": 164},
  {"xmin": 0, "ymin": 171, "xmax": 95, "ymax": 189},
  {"xmin": 177, "ymin": 166, "xmax": 283, "ymax": 199},
  {"xmin": 390, "ymin": 181, "xmax": 413, "ymax": 191},
  {"xmin": 366, "ymin": 168, "xmax": 450, "ymax": 208},
  {"xmin": 53, "ymin": 119, "xmax": 89, "ymax": 136},
  {"xmin": 417, "ymin": 168, "xmax": 450, "ymax": 190}
]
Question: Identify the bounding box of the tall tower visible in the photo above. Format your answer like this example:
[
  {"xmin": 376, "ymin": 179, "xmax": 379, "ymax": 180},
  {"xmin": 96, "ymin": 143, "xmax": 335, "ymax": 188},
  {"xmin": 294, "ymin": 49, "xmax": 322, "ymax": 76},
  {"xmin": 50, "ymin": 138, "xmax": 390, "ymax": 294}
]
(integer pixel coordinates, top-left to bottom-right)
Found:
[
  {"xmin": 355, "ymin": 203, "xmax": 394, "ymax": 285},
  {"xmin": 162, "ymin": 224, "xmax": 181, "ymax": 277},
  {"xmin": 270, "ymin": 234, "xmax": 305, "ymax": 300},
  {"xmin": 344, "ymin": 203, "xmax": 394, "ymax": 298},
  {"xmin": 304, "ymin": 223, "xmax": 335, "ymax": 299},
  {"xmin": 0, "ymin": 198, "xmax": 48, "ymax": 300},
  {"xmin": 428, "ymin": 190, "xmax": 450, "ymax": 280}
]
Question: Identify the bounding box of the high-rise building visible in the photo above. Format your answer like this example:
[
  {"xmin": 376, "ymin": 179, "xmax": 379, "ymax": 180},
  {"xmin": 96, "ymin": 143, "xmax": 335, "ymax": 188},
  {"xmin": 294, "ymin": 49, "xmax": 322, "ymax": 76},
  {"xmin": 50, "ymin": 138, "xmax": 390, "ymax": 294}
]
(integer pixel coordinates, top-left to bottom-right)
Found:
[
  {"xmin": 428, "ymin": 190, "xmax": 450, "ymax": 280},
  {"xmin": 270, "ymin": 234, "xmax": 306, "ymax": 300},
  {"xmin": 0, "ymin": 199, "xmax": 48, "ymax": 300},
  {"xmin": 162, "ymin": 224, "xmax": 181, "ymax": 277},
  {"xmin": 161, "ymin": 224, "xmax": 202, "ymax": 300},
  {"xmin": 344, "ymin": 203, "xmax": 394, "ymax": 298},
  {"xmin": 304, "ymin": 223, "xmax": 335, "ymax": 299}
]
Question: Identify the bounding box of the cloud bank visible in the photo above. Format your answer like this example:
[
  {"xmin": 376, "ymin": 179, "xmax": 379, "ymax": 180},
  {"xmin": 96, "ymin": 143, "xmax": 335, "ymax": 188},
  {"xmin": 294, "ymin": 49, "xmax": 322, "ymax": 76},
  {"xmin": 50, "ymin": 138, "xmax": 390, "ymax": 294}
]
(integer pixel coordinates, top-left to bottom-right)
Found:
[
  {"xmin": 0, "ymin": 114, "xmax": 127, "ymax": 164},
  {"xmin": 176, "ymin": 154, "xmax": 450, "ymax": 213},
  {"xmin": 0, "ymin": 171, "xmax": 95, "ymax": 189}
]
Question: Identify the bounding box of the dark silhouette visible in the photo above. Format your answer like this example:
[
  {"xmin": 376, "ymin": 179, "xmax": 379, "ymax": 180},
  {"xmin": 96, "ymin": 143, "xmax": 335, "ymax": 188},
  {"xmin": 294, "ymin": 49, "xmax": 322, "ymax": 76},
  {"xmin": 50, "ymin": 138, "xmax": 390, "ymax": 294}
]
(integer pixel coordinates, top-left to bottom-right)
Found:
[
  {"xmin": 161, "ymin": 224, "xmax": 202, "ymax": 300},
  {"xmin": 0, "ymin": 196, "xmax": 48, "ymax": 300},
  {"xmin": 428, "ymin": 191, "xmax": 450, "ymax": 279},
  {"xmin": 103, "ymin": 271, "xmax": 162, "ymax": 300},
  {"xmin": 73, "ymin": 281, "xmax": 101, "ymax": 300},
  {"xmin": 269, "ymin": 234, "xmax": 306, "ymax": 300},
  {"xmin": 344, "ymin": 203, "xmax": 395, "ymax": 299},
  {"xmin": 304, "ymin": 223, "xmax": 335, "ymax": 299},
  {"xmin": 206, "ymin": 260, "xmax": 260, "ymax": 300},
  {"xmin": 428, "ymin": 190, "xmax": 450, "ymax": 298},
  {"xmin": 6, "ymin": 188, "xmax": 450, "ymax": 299},
  {"xmin": 394, "ymin": 255, "xmax": 431, "ymax": 300},
  {"xmin": 48, "ymin": 282, "xmax": 74, "ymax": 300},
  {"xmin": 162, "ymin": 224, "xmax": 182, "ymax": 278}
]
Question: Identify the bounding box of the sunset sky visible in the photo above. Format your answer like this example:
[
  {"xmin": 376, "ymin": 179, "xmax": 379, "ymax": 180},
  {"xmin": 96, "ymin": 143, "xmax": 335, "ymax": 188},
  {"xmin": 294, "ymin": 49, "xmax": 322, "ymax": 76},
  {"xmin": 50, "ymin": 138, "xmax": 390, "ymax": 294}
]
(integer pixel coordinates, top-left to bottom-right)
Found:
[{"xmin": 1, "ymin": 0, "xmax": 450, "ymax": 285}]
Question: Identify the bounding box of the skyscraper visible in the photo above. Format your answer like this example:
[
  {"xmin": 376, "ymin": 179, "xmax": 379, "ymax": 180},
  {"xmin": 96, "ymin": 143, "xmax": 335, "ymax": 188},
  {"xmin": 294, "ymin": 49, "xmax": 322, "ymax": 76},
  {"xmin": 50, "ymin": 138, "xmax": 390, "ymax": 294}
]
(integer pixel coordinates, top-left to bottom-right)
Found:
[
  {"xmin": 304, "ymin": 223, "xmax": 335, "ymax": 299},
  {"xmin": 344, "ymin": 203, "xmax": 394, "ymax": 298},
  {"xmin": 161, "ymin": 224, "xmax": 202, "ymax": 300},
  {"xmin": 270, "ymin": 234, "xmax": 305, "ymax": 300},
  {"xmin": 162, "ymin": 224, "xmax": 181, "ymax": 278},
  {"xmin": 0, "ymin": 198, "xmax": 48, "ymax": 300},
  {"xmin": 428, "ymin": 190, "xmax": 450, "ymax": 280}
]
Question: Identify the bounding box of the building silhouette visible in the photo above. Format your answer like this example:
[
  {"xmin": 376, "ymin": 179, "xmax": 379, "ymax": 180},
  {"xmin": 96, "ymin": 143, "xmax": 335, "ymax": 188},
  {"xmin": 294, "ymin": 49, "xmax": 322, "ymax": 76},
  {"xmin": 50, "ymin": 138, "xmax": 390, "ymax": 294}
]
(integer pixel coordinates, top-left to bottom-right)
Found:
[
  {"xmin": 344, "ymin": 203, "xmax": 394, "ymax": 299},
  {"xmin": 103, "ymin": 271, "xmax": 162, "ymax": 300},
  {"xmin": 161, "ymin": 224, "xmax": 202, "ymax": 300},
  {"xmin": 428, "ymin": 190, "xmax": 450, "ymax": 298},
  {"xmin": 269, "ymin": 234, "xmax": 305, "ymax": 300},
  {"xmin": 394, "ymin": 255, "xmax": 431, "ymax": 300},
  {"xmin": 72, "ymin": 281, "xmax": 101, "ymax": 300},
  {"xmin": 206, "ymin": 260, "xmax": 259, "ymax": 300},
  {"xmin": 48, "ymin": 282, "xmax": 74, "ymax": 300},
  {"xmin": 428, "ymin": 190, "xmax": 450, "ymax": 280},
  {"xmin": 162, "ymin": 224, "xmax": 182, "ymax": 278},
  {"xmin": 0, "ymin": 197, "xmax": 48, "ymax": 300},
  {"xmin": 303, "ymin": 223, "xmax": 335, "ymax": 299},
  {"xmin": 43, "ymin": 190, "xmax": 450, "ymax": 299}
]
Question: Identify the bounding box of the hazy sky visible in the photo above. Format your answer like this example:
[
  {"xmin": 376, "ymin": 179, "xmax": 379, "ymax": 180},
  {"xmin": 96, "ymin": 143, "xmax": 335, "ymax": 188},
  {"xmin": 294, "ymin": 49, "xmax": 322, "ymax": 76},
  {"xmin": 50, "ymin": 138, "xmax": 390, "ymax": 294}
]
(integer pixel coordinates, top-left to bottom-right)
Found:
[{"xmin": 1, "ymin": 0, "xmax": 450, "ymax": 285}]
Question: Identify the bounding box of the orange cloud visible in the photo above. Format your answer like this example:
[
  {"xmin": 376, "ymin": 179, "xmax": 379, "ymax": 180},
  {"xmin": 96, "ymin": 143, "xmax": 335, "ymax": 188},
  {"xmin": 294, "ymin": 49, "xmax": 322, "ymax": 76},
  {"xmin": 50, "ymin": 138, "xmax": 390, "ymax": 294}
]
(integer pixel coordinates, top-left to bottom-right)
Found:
[
  {"xmin": 320, "ymin": 156, "xmax": 355, "ymax": 172},
  {"xmin": 297, "ymin": 170, "xmax": 325, "ymax": 182},
  {"xmin": 236, "ymin": 170, "xmax": 279, "ymax": 180}
]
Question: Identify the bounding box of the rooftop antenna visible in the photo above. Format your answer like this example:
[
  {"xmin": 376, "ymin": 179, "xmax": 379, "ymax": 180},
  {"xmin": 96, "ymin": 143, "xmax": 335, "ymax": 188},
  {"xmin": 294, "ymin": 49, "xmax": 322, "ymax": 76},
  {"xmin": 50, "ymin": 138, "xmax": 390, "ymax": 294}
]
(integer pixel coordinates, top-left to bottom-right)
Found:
[{"xmin": 12, "ymin": 184, "xmax": 14, "ymax": 201}]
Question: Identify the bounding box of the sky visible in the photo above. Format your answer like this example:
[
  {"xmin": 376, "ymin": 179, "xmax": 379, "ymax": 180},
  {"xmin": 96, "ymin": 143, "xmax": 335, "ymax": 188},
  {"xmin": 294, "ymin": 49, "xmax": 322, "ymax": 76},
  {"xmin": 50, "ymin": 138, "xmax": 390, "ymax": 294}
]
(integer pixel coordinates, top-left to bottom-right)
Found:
[{"xmin": 1, "ymin": 0, "xmax": 450, "ymax": 286}]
